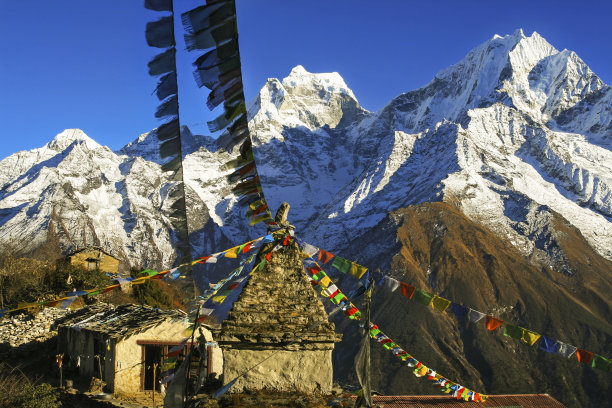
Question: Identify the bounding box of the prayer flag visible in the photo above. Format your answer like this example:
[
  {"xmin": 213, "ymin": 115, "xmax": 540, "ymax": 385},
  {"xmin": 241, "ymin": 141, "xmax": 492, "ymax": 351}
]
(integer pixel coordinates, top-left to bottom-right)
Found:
[
  {"xmin": 504, "ymin": 324, "xmax": 523, "ymax": 339},
  {"xmin": 414, "ymin": 289, "xmax": 433, "ymax": 306},
  {"xmin": 485, "ymin": 316, "xmax": 504, "ymax": 331},
  {"xmin": 301, "ymin": 243, "xmax": 319, "ymax": 258},
  {"xmin": 318, "ymin": 249, "xmax": 335, "ymax": 264},
  {"xmin": 332, "ymin": 256, "xmax": 351, "ymax": 274},
  {"xmin": 319, "ymin": 275, "xmax": 332, "ymax": 288},
  {"xmin": 591, "ymin": 355, "xmax": 611, "ymax": 372},
  {"xmin": 450, "ymin": 303, "xmax": 468, "ymax": 318},
  {"xmin": 557, "ymin": 342, "xmax": 577, "ymax": 359},
  {"xmin": 539, "ymin": 336, "xmax": 560, "ymax": 353},
  {"xmin": 349, "ymin": 263, "xmax": 368, "ymax": 280},
  {"xmin": 212, "ymin": 295, "xmax": 227, "ymax": 303},
  {"xmin": 521, "ymin": 329, "xmax": 541, "ymax": 346},
  {"xmin": 60, "ymin": 297, "xmax": 77, "ymax": 309},
  {"xmin": 576, "ymin": 349, "xmax": 594, "ymax": 365},
  {"xmin": 400, "ymin": 282, "xmax": 416, "ymax": 299},
  {"xmin": 384, "ymin": 277, "xmax": 400, "ymax": 292},
  {"xmin": 224, "ymin": 247, "xmax": 240, "ymax": 258},
  {"xmin": 431, "ymin": 295, "xmax": 451, "ymax": 312},
  {"xmin": 467, "ymin": 309, "xmax": 486, "ymax": 323}
]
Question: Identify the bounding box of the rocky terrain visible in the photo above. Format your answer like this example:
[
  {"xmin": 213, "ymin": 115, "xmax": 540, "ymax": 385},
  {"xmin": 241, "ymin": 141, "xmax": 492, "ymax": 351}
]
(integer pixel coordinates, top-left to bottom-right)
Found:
[{"xmin": 0, "ymin": 307, "xmax": 67, "ymax": 347}]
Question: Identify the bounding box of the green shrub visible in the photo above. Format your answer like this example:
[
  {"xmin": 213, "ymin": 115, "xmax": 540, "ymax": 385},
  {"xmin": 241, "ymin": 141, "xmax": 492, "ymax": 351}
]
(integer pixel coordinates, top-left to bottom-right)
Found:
[{"xmin": 0, "ymin": 365, "xmax": 60, "ymax": 408}]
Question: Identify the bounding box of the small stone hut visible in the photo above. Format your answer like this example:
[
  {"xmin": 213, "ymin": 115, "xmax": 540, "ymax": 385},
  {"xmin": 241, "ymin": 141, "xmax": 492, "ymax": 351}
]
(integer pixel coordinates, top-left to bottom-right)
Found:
[
  {"xmin": 57, "ymin": 303, "xmax": 222, "ymax": 395},
  {"xmin": 62, "ymin": 246, "xmax": 119, "ymax": 274},
  {"xmin": 218, "ymin": 233, "xmax": 341, "ymax": 393}
]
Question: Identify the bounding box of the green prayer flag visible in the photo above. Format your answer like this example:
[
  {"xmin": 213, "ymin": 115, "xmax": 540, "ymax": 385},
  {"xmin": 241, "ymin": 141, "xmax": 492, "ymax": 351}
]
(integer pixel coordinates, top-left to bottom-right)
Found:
[
  {"xmin": 504, "ymin": 323, "xmax": 523, "ymax": 339},
  {"xmin": 332, "ymin": 256, "xmax": 351, "ymax": 274},
  {"xmin": 592, "ymin": 355, "xmax": 611, "ymax": 372},
  {"xmin": 413, "ymin": 288, "xmax": 433, "ymax": 306}
]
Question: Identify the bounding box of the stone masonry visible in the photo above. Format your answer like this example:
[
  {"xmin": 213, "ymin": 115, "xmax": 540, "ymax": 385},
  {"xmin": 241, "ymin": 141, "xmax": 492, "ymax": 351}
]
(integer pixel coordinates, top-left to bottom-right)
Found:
[{"xmin": 218, "ymin": 231, "xmax": 341, "ymax": 393}]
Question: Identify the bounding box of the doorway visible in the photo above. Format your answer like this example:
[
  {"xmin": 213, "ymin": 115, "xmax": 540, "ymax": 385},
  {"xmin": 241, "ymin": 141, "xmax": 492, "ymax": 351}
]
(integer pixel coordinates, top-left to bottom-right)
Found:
[{"xmin": 143, "ymin": 345, "xmax": 162, "ymax": 391}]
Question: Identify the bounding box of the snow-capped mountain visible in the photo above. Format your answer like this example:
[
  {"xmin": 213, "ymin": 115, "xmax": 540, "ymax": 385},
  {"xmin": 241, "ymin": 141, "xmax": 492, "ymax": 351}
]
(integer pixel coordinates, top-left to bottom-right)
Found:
[{"xmin": 0, "ymin": 29, "xmax": 610, "ymax": 273}]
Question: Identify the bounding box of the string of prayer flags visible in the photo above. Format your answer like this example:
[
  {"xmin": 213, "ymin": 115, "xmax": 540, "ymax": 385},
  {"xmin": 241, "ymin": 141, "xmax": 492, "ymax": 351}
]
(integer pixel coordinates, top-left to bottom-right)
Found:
[
  {"xmin": 431, "ymin": 295, "xmax": 451, "ymax": 312},
  {"xmin": 383, "ymin": 274, "xmax": 609, "ymax": 372},
  {"xmin": 299, "ymin": 241, "xmax": 369, "ymax": 283},
  {"xmin": 485, "ymin": 316, "xmax": 504, "ymax": 331},
  {"xmin": 413, "ymin": 288, "xmax": 433, "ymax": 306},
  {"xmin": 180, "ymin": 0, "xmax": 276, "ymax": 230},
  {"xmin": 576, "ymin": 349, "xmax": 594, "ymax": 365},
  {"xmin": 301, "ymin": 258, "xmax": 361, "ymax": 320},
  {"xmin": 367, "ymin": 323, "xmax": 488, "ymax": 402},
  {"xmin": 144, "ymin": 0, "xmax": 192, "ymax": 269}
]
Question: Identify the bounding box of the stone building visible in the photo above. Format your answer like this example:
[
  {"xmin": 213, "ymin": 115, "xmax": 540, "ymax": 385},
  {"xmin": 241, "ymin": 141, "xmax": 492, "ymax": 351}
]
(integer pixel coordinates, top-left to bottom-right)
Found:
[
  {"xmin": 57, "ymin": 303, "xmax": 222, "ymax": 395},
  {"xmin": 218, "ymin": 238, "xmax": 341, "ymax": 393},
  {"xmin": 62, "ymin": 246, "xmax": 120, "ymax": 274}
]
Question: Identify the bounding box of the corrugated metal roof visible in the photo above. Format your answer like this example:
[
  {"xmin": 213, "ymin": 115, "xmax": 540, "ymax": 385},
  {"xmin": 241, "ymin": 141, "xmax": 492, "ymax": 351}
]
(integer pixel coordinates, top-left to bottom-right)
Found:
[
  {"xmin": 355, "ymin": 394, "xmax": 565, "ymax": 407},
  {"xmin": 56, "ymin": 303, "xmax": 186, "ymax": 339}
]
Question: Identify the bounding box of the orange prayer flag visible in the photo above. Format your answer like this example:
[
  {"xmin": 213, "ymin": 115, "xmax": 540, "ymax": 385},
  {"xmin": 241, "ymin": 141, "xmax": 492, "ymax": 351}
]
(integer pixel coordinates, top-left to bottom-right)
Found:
[{"xmin": 485, "ymin": 316, "xmax": 504, "ymax": 331}]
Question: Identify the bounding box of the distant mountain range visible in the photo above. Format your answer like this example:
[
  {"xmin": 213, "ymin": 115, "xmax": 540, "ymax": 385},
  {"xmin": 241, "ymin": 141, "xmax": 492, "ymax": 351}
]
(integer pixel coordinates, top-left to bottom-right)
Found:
[{"xmin": 0, "ymin": 29, "xmax": 610, "ymax": 406}]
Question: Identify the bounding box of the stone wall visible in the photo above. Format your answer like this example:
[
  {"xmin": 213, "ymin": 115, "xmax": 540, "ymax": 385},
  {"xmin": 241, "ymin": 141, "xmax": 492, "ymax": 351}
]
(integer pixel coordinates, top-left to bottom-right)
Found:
[
  {"xmin": 218, "ymin": 240, "xmax": 340, "ymax": 393},
  {"xmin": 222, "ymin": 348, "xmax": 334, "ymax": 393}
]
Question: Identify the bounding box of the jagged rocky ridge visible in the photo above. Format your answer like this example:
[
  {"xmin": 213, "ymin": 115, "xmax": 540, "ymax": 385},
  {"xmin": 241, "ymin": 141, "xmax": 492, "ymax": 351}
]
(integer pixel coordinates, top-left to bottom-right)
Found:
[
  {"xmin": 0, "ymin": 29, "xmax": 610, "ymax": 275},
  {"xmin": 0, "ymin": 28, "xmax": 610, "ymax": 407}
]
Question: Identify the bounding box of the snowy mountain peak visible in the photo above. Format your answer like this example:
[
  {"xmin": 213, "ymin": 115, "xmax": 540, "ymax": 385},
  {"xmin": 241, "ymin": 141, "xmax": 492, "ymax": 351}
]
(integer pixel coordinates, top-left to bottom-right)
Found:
[
  {"xmin": 282, "ymin": 65, "xmax": 357, "ymax": 101},
  {"xmin": 47, "ymin": 129, "xmax": 102, "ymax": 152}
]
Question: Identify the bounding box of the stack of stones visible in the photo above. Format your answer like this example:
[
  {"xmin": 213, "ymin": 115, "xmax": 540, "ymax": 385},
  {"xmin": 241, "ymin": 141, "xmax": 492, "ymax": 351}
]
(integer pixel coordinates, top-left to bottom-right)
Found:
[
  {"xmin": 0, "ymin": 307, "xmax": 68, "ymax": 347},
  {"xmin": 218, "ymin": 238, "xmax": 341, "ymax": 394}
]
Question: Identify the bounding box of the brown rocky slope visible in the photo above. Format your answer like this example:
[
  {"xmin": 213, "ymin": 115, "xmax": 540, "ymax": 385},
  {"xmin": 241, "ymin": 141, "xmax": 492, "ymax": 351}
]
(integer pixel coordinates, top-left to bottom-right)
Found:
[{"xmin": 330, "ymin": 202, "xmax": 611, "ymax": 408}]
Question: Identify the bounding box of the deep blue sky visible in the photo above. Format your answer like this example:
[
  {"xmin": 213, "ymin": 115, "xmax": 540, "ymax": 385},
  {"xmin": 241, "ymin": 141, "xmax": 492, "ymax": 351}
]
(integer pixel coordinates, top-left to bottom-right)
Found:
[{"xmin": 0, "ymin": 0, "xmax": 610, "ymax": 159}]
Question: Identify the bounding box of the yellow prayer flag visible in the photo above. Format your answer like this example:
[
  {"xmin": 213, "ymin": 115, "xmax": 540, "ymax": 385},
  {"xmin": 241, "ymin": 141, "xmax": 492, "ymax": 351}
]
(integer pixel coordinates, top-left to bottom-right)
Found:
[
  {"xmin": 319, "ymin": 275, "xmax": 332, "ymax": 288},
  {"xmin": 349, "ymin": 263, "xmax": 368, "ymax": 279},
  {"xmin": 431, "ymin": 295, "xmax": 451, "ymax": 312},
  {"xmin": 212, "ymin": 295, "xmax": 227, "ymax": 303},
  {"xmin": 521, "ymin": 329, "xmax": 541, "ymax": 346},
  {"xmin": 223, "ymin": 247, "xmax": 241, "ymax": 258}
]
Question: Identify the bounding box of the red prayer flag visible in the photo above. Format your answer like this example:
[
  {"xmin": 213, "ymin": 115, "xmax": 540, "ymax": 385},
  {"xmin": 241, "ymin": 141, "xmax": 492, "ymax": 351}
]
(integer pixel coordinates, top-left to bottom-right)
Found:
[
  {"xmin": 307, "ymin": 266, "xmax": 321, "ymax": 275},
  {"xmin": 228, "ymin": 283, "xmax": 239, "ymax": 290},
  {"xmin": 282, "ymin": 236, "xmax": 291, "ymax": 246},
  {"xmin": 242, "ymin": 243, "xmax": 251, "ymax": 253},
  {"xmin": 485, "ymin": 316, "xmax": 504, "ymax": 331},
  {"xmin": 400, "ymin": 282, "xmax": 416, "ymax": 299},
  {"xmin": 318, "ymin": 249, "xmax": 335, "ymax": 264},
  {"xmin": 576, "ymin": 348, "xmax": 594, "ymax": 365},
  {"xmin": 265, "ymin": 252, "xmax": 272, "ymax": 261}
]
